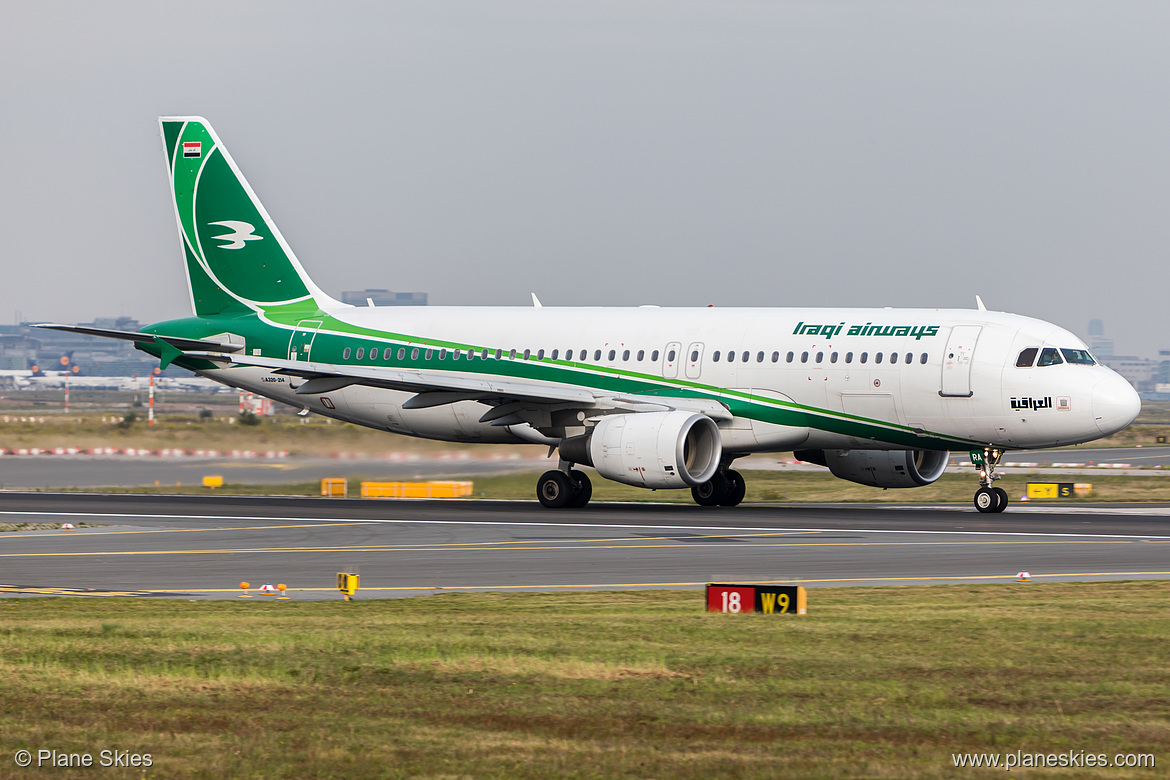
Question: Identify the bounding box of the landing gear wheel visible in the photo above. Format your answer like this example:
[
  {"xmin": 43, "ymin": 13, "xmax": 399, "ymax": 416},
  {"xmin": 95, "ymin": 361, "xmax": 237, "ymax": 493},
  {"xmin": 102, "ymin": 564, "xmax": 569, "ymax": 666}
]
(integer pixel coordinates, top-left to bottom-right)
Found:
[
  {"xmin": 974, "ymin": 486, "xmax": 1001, "ymax": 513},
  {"xmin": 992, "ymin": 487, "xmax": 1009, "ymax": 513},
  {"xmin": 566, "ymin": 470, "xmax": 592, "ymax": 508},
  {"xmin": 720, "ymin": 470, "xmax": 746, "ymax": 507},
  {"xmin": 537, "ymin": 470, "xmax": 573, "ymax": 508},
  {"xmin": 692, "ymin": 472, "xmax": 729, "ymax": 506}
]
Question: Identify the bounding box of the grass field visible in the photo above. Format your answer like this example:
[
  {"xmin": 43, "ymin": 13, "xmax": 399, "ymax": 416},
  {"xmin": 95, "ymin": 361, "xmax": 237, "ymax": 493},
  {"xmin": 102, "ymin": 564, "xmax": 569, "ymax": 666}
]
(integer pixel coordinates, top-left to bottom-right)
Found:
[
  {"xmin": 53, "ymin": 468, "xmax": 1170, "ymax": 504},
  {"xmin": 0, "ymin": 400, "xmax": 1168, "ymax": 457},
  {"xmin": 1, "ymin": 583, "xmax": 1167, "ymax": 778}
]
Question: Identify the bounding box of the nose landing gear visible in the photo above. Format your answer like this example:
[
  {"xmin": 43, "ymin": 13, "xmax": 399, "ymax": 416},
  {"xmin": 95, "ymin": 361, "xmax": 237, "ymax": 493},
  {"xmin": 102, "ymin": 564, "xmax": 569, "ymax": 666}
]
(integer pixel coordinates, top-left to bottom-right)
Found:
[{"xmin": 972, "ymin": 447, "xmax": 1008, "ymax": 513}]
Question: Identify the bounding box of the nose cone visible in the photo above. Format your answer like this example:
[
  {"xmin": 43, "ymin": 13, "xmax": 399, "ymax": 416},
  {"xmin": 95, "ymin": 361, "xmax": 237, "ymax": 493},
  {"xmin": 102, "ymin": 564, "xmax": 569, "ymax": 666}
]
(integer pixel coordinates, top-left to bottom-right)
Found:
[{"xmin": 1092, "ymin": 373, "xmax": 1141, "ymax": 436}]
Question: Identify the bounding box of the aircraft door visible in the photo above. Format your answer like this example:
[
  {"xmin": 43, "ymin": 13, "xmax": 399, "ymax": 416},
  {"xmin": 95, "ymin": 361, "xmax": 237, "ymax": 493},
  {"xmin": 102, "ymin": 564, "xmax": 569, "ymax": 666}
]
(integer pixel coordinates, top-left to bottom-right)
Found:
[
  {"xmin": 288, "ymin": 320, "xmax": 323, "ymax": 362},
  {"xmin": 663, "ymin": 341, "xmax": 682, "ymax": 379},
  {"xmin": 940, "ymin": 325, "xmax": 981, "ymax": 397},
  {"xmin": 685, "ymin": 342, "xmax": 705, "ymax": 379}
]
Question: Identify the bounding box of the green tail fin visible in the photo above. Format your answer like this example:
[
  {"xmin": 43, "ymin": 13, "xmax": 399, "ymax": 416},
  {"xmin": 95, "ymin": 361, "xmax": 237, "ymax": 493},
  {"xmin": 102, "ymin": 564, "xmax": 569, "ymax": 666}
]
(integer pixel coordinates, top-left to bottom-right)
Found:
[{"xmin": 159, "ymin": 116, "xmax": 340, "ymax": 317}]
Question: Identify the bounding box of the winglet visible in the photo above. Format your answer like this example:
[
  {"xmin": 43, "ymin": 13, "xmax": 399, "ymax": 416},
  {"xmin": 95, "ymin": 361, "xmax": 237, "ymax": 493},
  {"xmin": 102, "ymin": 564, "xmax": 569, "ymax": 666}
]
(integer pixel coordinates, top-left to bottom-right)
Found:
[{"xmin": 975, "ymin": 295, "xmax": 987, "ymax": 312}]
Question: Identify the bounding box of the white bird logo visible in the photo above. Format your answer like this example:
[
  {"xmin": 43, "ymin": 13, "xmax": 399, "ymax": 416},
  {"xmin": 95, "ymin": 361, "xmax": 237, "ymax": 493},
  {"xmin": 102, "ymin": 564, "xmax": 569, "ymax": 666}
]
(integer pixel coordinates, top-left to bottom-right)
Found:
[{"xmin": 208, "ymin": 220, "xmax": 263, "ymax": 250}]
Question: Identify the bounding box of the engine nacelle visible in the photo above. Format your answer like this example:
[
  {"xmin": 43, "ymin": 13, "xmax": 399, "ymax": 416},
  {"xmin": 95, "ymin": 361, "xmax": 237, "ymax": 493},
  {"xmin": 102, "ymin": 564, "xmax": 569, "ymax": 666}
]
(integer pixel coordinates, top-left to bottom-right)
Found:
[
  {"xmin": 794, "ymin": 448, "xmax": 949, "ymax": 489},
  {"xmin": 563, "ymin": 411, "xmax": 722, "ymax": 489}
]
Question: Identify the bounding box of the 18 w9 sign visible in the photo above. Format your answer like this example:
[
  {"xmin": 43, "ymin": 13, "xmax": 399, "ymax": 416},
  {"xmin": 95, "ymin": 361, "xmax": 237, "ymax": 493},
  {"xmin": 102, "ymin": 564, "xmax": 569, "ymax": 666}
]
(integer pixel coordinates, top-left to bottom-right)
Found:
[{"xmin": 706, "ymin": 584, "xmax": 807, "ymax": 615}]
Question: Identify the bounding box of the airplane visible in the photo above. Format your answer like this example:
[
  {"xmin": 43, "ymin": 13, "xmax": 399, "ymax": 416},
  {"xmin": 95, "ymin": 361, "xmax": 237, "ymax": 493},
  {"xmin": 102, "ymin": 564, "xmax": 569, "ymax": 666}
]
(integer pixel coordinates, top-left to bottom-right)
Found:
[{"xmin": 37, "ymin": 117, "xmax": 1141, "ymax": 512}]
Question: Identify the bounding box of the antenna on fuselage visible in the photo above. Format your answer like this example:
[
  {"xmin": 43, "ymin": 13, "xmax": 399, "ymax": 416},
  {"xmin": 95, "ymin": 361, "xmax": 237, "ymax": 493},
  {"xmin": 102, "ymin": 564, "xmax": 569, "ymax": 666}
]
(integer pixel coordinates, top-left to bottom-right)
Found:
[{"xmin": 975, "ymin": 295, "xmax": 987, "ymax": 312}]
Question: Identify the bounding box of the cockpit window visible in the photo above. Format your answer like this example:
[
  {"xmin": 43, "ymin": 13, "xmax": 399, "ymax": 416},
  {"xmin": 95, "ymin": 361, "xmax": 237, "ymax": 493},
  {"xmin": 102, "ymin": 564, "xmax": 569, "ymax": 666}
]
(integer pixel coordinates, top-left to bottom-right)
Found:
[
  {"xmin": 1015, "ymin": 347, "xmax": 1038, "ymax": 368},
  {"xmin": 1061, "ymin": 348, "xmax": 1096, "ymax": 365},
  {"xmin": 1036, "ymin": 347, "xmax": 1064, "ymax": 367}
]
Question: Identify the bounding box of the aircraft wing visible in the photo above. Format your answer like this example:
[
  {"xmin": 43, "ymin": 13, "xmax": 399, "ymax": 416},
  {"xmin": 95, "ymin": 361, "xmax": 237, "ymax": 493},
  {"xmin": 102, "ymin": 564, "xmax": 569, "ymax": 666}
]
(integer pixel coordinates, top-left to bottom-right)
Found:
[
  {"xmin": 183, "ymin": 351, "xmax": 733, "ymax": 423},
  {"xmin": 182, "ymin": 351, "xmax": 599, "ymax": 407}
]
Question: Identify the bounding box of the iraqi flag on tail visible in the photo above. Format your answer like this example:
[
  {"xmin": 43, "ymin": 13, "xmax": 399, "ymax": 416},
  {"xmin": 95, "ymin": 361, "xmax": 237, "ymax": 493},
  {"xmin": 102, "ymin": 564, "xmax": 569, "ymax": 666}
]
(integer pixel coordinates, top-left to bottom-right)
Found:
[{"xmin": 182, "ymin": 141, "xmax": 201, "ymax": 159}]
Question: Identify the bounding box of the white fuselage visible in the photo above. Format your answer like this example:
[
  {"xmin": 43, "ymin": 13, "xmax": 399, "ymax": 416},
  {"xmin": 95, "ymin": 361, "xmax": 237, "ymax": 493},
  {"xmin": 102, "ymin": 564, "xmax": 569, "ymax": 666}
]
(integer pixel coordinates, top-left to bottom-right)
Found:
[{"xmin": 206, "ymin": 306, "xmax": 1139, "ymax": 455}]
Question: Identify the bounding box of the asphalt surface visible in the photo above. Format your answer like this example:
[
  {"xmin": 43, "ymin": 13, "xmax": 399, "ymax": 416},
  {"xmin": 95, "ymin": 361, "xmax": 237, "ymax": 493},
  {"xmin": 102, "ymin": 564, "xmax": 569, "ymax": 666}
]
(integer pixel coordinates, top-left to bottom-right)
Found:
[{"xmin": 2, "ymin": 493, "xmax": 1169, "ymax": 600}]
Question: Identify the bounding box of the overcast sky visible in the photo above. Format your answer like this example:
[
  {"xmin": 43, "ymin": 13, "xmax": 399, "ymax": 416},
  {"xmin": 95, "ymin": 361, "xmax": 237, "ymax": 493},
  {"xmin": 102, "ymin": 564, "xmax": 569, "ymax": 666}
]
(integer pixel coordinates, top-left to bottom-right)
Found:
[{"xmin": 3, "ymin": 2, "xmax": 1167, "ymax": 356}]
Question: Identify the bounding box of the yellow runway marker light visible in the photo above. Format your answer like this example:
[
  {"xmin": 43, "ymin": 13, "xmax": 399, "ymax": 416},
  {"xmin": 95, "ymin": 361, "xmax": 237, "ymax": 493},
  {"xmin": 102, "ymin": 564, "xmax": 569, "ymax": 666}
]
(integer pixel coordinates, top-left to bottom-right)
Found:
[
  {"xmin": 238, "ymin": 581, "xmax": 252, "ymax": 598},
  {"xmin": 337, "ymin": 572, "xmax": 359, "ymax": 601},
  {"xmin": 277, "ymin": 583, "xmax": 290, "ymax": 600}
]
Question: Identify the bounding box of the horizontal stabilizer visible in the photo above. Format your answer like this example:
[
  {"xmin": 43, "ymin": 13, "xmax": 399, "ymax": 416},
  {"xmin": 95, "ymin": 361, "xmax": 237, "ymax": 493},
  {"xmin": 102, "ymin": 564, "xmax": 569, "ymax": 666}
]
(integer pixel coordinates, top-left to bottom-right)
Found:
[{"xmin": 32, "ymin": 324, "xmax": 243, "ymax": 353}]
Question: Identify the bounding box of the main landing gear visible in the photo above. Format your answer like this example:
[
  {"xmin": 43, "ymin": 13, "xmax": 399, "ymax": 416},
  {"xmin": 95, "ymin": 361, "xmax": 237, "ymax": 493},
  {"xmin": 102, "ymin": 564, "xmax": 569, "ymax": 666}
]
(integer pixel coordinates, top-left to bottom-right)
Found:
[
  {"xmin": 691, "ymin": 469, "xmax": 746, "ymax": 507},
  {"xmin": 537, "ymin": 465, "xmax": 592, "ymax": 509},
  {"xmin": 973, "ymin": 447, "xmax": 1009, "ymax": 513}
]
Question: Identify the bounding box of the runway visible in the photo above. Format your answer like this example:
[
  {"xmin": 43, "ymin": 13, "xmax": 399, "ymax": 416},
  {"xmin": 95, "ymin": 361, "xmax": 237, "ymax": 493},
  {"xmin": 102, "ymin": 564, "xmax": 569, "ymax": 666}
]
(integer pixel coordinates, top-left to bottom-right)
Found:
[{"xmin": 2, "ymin": 493, "xmax": 1170, "ymax": 599}]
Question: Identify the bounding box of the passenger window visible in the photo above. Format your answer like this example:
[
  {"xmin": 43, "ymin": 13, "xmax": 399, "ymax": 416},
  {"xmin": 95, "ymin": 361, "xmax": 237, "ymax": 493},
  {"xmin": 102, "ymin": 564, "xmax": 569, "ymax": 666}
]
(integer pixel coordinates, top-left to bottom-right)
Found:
[
  {"xmin": 1037, "ymin": 347, "xmax": 1063, "ymax": 367},
  {"xmin": 466, "ymin": 349, "xmax": 475, "ymax": 360},
  {"xmin": 425, "ymin": 348, "xmax": 433, "ymax": 360},
  {"xmin": 343, "ymin": 347, "xmax": 352, "ymax": 359},
  {"xmin": 594, "ymin": 350, "xmax": 602, "ymax": 361},
  {"xmin": 550, "ymin": 349, "xmax": 558, "ymax": 360},
  {"xmin": 905, "ymin": 352, "xmax": 912, "ymax": 364},
  {"xmin": 771, "ymin": 351, "xmax": 779, "ymax": 362},
  {"xmin": 637, "ymin": 350, "xmax": 644, "ymax": 361},
  {"xmin": 372, "ymin": 349, "xmax": 380, "ymax": 362},
  {"xmin": 452, "ymin": 349, "xmax": 461, "ymax": 361},
  {"xmin": 495, "ymin": 349, "xmax": 502, "ymax": 359},
  {"xmin": 536, "ymin": 349, "xmax": 544, "ymax": 360},
  {"xmin": 565, "ymin": 349, "xmax": 574, "ymax": 361},
  {"xmin": 919, "ymin": 353, "xmax": 928, "ymax": 364},
  {"xmin": 1061, "ymin": 348, "xmax": 1096, "ymax": 365},
  {"xmin": 356, "ymin": 347, "xmax": 365, "ymax": 360},
  {"xmin": 801, "ymin": 351, "xmax": 809, "ymax": 363},
  {"xmin": 690, "ymin": 350, "xmax": 699, "ymax": 362},
  {"xmin": 815, "ymin": 352, "xmax": 823, "ymax": 363},
  {"xmin": 756, "ymin": 351, "xmax": 764, "ymax": 363},
  {"xmin": 889, "ymin": 352, "xmax": 898, "ymax": 365},
  {"xmin": 666, "ymin": 349, "xmax": 676, "ymax": 362},
  {"xmin": 875, "ymin": 352, "xmax": 883, "ymax": 364},
  {"xmin": 397, "ymin": 348, "xmax": 405, "ymax": 360},
  {"xmin": 786, "ymin": 351, "xmax": 794, "ymax": 363},
  {"xmin": 652, "ymin": 350, "xmax": 660, "ymax": 361},
  {"xmin": 713, "ymin": 350, "xmax": 721, "ymax": 362},
  {"xmin": 830, "ymin": 352, "xmax": 838, "ymax": 364},
  {"xmin": 845, "ymin": 352, "xmax": 853, "ymax": 363},
  {"xmin": 411, "ymin": 348, "xmax": 419, "ymax": 360},
  {"xmin": 523, "ymin": 349, "xmax": 531, "ymax": 360},
  {"xmin": 508, "ymin": 349, "xmax": 516, "ymax": 360},
  {"xmin": 860, "ymin": 352, "xmax": 868, "ymax": 364},
  {"xmin": 439, "ymin": 348, "xmax": 447, "ymax": 360},
  {"xmin": 382, "ymin": 348, "xmax": 392, "ymax": 360},
  {"xmin": 728, "ymin": 351, "xmax": 735, "ymax": 363},
  {"xmin": 622, "ymin": 349, "xmax": 630, "ymax": 361},
  {"xmin": 1016, "ymin": 348, "xmax": 1038, "ymax": 367},
  {"xmin": 741, "ymin": 351, "xmax": 749, "ymax": 362},
  {"xmin": 609, "ymin": 349, "xmax": 616, "ymax": 361}
]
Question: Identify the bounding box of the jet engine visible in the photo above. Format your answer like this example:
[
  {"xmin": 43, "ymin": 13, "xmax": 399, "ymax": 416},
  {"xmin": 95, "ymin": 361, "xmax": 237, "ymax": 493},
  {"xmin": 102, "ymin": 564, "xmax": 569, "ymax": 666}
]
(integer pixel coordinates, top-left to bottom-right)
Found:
[
  {"xmin": 794, "ymin": 448, "xmax": 949, "ymax": 489},
  {"xmin": 560, "ymin": 411, "xmax": 721, "ymax": 489}
]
